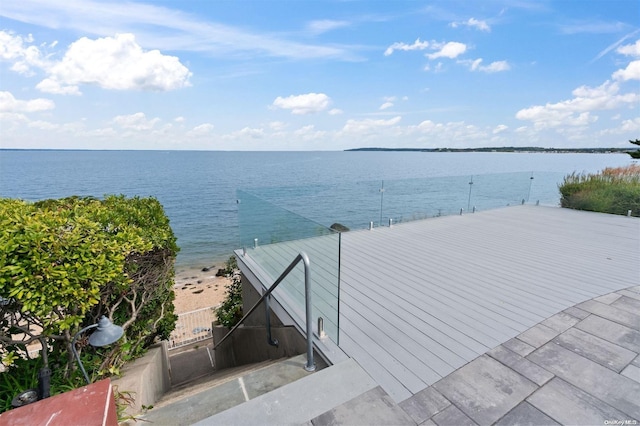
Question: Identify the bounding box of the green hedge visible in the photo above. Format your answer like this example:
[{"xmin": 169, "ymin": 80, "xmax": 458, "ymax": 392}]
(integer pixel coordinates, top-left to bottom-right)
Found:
[
  {"xmin": 559, "ymin": 165, "xmax": 640, "ymax": 217},
  {"xmin": 0, "ymin": 195, "xmax": 179, "ymax": 411}
]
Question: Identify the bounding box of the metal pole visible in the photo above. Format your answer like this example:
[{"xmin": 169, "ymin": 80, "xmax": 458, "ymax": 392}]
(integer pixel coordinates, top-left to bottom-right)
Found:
[
  {"xmin": 264, "ymin": 289, "xmax": 278, "ymax": 347},
  {"xmin": 301, "ymin": 252, "xmax": 316, "ymax": 372},
  {"xmin": 379, "ymin": 180, "xmax": 385, "ymax": 227},
  {"xmin": 71, "ymin": 323, "xmax": 99, "ymax": 384},
  {"xmin": 467, "ymin": 176, "xmax": 473, "ymax": 211}
]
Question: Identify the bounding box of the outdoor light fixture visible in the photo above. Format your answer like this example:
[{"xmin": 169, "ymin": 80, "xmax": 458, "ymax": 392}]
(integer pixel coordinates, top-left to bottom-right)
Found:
[{"xmin": 71, "ymin": 316, "xmax": 124, "ymax": 384}]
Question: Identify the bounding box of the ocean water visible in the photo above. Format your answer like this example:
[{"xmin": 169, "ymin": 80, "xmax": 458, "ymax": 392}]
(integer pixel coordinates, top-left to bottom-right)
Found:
[{"xmin": 0, "ymin": 150, "xmax": 634, "ymax": 268}]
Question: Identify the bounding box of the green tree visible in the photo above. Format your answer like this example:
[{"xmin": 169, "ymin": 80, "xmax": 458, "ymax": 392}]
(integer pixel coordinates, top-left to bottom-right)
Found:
[
  {"xmin": 0, "ymin": 196, "xmax": 178, "ymax": 386},
  {"xmin": 215, "ymin": 256, "xmax": 243, "ymax": 328},
  {"xmin": 628, "ymin": 139, "xmax": 640, "ymax": 159}
]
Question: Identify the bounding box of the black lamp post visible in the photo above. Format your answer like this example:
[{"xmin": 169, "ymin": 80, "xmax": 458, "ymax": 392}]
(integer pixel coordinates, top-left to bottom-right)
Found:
[{"xmin": 71, "ymin": 316, "xmax": 124, "ymax": 384}]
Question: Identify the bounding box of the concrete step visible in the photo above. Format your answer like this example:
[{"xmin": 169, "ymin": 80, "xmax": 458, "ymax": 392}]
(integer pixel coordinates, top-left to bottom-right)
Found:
[
  {"xmin": 196, "ymin": 357, "xmax": 379, "ymax": 426},
  {"xmin": 138, "ymin": 354, "xmax": 317, "ymax": 425}
]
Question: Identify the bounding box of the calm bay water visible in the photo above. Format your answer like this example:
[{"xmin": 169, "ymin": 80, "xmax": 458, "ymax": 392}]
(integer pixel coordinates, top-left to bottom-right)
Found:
[{"xmin": 0, "ymin": 150, "xmax": 634, "ymax": 268}]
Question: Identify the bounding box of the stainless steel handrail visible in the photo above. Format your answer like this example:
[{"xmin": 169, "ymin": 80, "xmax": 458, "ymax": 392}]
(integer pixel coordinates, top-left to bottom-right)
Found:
[{"xmin": 213, "ymin": 252, "xmax": 316, "ymax": 372}]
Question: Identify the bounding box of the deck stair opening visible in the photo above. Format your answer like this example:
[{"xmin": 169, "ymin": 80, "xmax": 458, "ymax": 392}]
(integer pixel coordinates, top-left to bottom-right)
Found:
[{"xmin": 139, "ymin": 354, "xmax": 321, "ymax": 425}]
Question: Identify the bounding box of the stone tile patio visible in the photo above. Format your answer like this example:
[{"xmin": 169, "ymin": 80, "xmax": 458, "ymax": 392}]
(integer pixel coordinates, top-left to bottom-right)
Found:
[{"xmin": 310, "ymin": 286, "xmax": 640, "ymax": 425}]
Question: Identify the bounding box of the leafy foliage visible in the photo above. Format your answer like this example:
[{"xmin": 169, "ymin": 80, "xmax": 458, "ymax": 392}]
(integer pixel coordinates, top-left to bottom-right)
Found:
[
  {"xmin": 214, "ymin": 256, "xmax": 243, "ymax": 328},
  {"xmin": 559, "ymin": 165, "xmax": 640, "ymax": 217},
  {"xmin": 628, "ymin": 139, "xmax": 640, "ymax": 159},
  {"xmin": 0, "ymin": 195, "xmax": 179, "ymax": 411}
]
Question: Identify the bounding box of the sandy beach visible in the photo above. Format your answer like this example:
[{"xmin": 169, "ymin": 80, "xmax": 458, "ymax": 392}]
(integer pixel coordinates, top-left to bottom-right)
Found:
[{"xmin": 172, "ymin": 265, "xmax": 232, "ymax": 315}]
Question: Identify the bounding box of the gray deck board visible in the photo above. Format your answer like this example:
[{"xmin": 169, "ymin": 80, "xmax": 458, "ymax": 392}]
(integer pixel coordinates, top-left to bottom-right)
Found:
[{"xmin": 240, "ymin": 205, "xmax": 640, "ymax": 403}]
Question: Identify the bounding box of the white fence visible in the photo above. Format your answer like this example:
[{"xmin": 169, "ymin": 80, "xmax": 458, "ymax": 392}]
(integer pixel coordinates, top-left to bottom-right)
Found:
[{"xmin": 169, "ymin": 307, "xmax": 217, "ymax": 350}]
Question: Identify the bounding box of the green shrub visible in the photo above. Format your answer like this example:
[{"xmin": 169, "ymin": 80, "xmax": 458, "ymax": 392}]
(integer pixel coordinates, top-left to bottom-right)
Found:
[
  {"xmin": 0, "ymin": 195, "xmax": 179, "ymax": 410},
  {"xmin": 215, "ymin": 256, "xmax": 243, "ymax": 328},
  {"xmin": 559, "ymin": 165, "xmax": 640, "ymax": 217}
]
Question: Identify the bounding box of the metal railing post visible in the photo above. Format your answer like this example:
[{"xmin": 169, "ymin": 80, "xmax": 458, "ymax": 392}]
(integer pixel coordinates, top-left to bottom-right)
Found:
[
  {"xmin": 301, "ymin": 252, "xmax": 316, "ymax": 371},
  {"xmin": 214, "ymin": 252, "xmax": 316, "ymax": 372}
]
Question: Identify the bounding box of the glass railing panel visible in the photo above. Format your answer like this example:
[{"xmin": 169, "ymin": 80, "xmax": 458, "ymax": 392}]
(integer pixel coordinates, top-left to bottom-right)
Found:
[
  {"xmin": 528, "ymin": 172, "xmax": 565, "ymax": 206},
  {"xmin": 237, "ymin": 189, "xmax": 340, "ymax": 344},
  {"xmin": 468, "ymin": 172, "xmax": 532, "ymax": 211},
  {"xmin": 381, "ymin": 175, "xmax": 471, "ymax": 223},
  {"xmin": 236, "ymin": 172, "xmax": 565, "ymax": 346}
]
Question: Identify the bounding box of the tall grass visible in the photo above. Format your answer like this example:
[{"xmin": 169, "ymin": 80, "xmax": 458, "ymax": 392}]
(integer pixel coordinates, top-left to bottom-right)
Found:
[{"xmin": 559, "ymin": 164, "xmax": 640, "ymax": 217}]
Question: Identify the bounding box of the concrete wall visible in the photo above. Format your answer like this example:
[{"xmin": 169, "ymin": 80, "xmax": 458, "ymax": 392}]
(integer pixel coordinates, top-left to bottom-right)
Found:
[
  {"xmin": 241, "ymin": 274, "xmax": 284, "ymax": 327},
  {"xmin": 111, "ymin": 341, "xmax": 171, "ymax": 418},
  {"xmin": 212, "ymin": 325, "xmax": 305, "ymax": 370}
]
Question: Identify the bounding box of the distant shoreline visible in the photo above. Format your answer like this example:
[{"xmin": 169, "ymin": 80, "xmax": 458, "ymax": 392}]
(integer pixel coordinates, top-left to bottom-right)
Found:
[
  {"xmin": 0, "ymin": 147, "xmax": 632, "ymax": 154},
  {"xmin": 345, "ymin": 147, "xmax": 632, "ymax": 154}
]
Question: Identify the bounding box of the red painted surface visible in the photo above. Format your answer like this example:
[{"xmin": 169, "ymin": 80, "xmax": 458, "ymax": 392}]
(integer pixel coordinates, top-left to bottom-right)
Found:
[{"xmin": 0, "ymin": 378, "xmax": 117, "ymax": 426}]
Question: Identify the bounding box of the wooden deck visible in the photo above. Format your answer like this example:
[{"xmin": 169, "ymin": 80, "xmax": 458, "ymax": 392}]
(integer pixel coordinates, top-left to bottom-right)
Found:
[{"xmin": 237, "ymin": 205, "xmax": 640, "ymax": 402}]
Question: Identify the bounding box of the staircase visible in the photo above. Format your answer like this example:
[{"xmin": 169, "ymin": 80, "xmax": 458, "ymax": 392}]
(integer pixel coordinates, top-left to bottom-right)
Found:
[
  {"xmin": 136, "ymin": 353, "xmax": 410, "ymax": 426},
  {"xmin": 138, "ymin": 354, "xmax": 314, "ymax": 425}
]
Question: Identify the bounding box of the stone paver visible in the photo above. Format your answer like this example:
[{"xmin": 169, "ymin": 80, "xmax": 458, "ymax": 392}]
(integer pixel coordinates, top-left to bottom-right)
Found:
[
  {"xmin": 399, "ymin": 386, "xmax": 450, "ymax": 424},
  {"xmin": 621, "ymin": 364, "xmax": 640, "ymax": 383},
  {"xmin": 431, "ymin": 405, "xmax": 477, "ymax": 426},
  {"xmin": 494, "ymin": 402, "xmax": 559, "ymax": 426},
  {"xmin": 526, "ymin": 377, "xmax": 630, "ymax": 425},
  {"xmin": 574, "ymin": 314, "xmax": 640, "ymax": 353},
  {"xmin": 576, "ymin": 300, "xmax": 640, "ymax": 330},
  {"xmin": 310, "ymin": 386, "xmax": 415, "ymax": 426},
  {"xmin": 562, "ymin": 306, "xmax": 590, "ymax": 320},
  {"xmin": 153, "ymin": 289, "xmax": 640, "ymax": 426},
  {"xmin": 540, "ymin": 312, "xmax": 580, "ymax": 333},
  {"xmin": 517, "ymin": 324, "xmax": 559, "ymax": 348},
  {"xmin": 502, "ymin": 337, "xmax": 536, "ymax": 357},
  {"xmin": 487, "ymin": 345, "xmax": 554, "ymax": 386},
  {"xmin": 611, "ymin": 295, "xmax": 640, "ymax": 315},
  {"xmin": 552, "ymin": 327, "xmax": 637, "ymax": 372},
  {"xmin": 617, "ymin": 289, "xmax": 640, "ymax": 301},
  {"xmin": 593, "ymin": 292, "xmax": 622, "ymax": 304},
  {"xmin": 433, "ymin": 355, "xmax": 537, "ymax": 425},
  {"xmin": 527, "ymin": 342, "xmax": 640, "ymax": 419}
]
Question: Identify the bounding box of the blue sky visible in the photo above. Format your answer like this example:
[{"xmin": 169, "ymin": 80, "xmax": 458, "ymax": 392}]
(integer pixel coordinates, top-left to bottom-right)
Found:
[{"xmin": 0, "ymin": 0, "xmax": 638, "ymax": 151}]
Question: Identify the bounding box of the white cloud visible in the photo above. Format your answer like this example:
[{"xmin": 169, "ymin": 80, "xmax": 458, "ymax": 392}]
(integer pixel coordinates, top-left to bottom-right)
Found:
[
  {"xmin": 36, "ymin": 78, "xmax": 82, "ymax": 95},
  {"xmin": 268, "ymin": 121, "xmax": 287, "ymax": 131},
  {"xmin": 379, "ymin": 102, "xmax": 394, "ymax": 110},
  {"xmin": 174, "ymin": 116, "xmax": 185, "ymax": 123},
  {"xmin": 0, "ymin": 91, "xmax": 55, "ymax": 112},
  {"xmin": 621, "ymin": 117, "xmax": 640, "ymax": 131},
  {"xmin": 516, "ymin": 81, "xmax": 638, "ymax": 129},
  {"xmin": 384, "ymin": 38, "xmax": 429, "ymax": 56},
  {"xmin": 272, "ymin": 93, "xmax": 331, "ymax": 115},
  {"xmin": 450, "ymin": 18, "xmax": 491, "ymax": 32},
  {"xmin": 112, "ymin": 112, "xmax": 160, "ymax": 131},
  {"xmin": 407, "ymin": 120, "xmax": 488, "ymax": 145},
  {"xmin": 617, "ymin": 39, "xmax": 640, "ymax": 57},
  {"xmin": 225, "ymin": 127, "xmax": 265, "ymax": 140},
  {"xmin": 612, "ymin": 60, "xmax": 640, "ymax": 81},
  {"xmin": 426, "ymin": 42, "xmax": 467, "ymax": 60},
  {"xmin": 294, "ymin": 125, "xmax": 326, "ymax": 141},
  {"xmin": 1, "ymin": 31, "xmax": 192, "ymax": 94},
  {"xmin": 493, "ymin": 124, "xmax": 508, "ymax": 134},
  {"xmin": 460, "ymin": 58, "xmax": 510, "ymax": 73},
  {"xmin": 28, "ymin": 120, "xmax": 58, "ymax": 130},
  {"xmin": 328, "ymin": 108, "xmax": 343, "ymax": 115},
  {"xmin": 0, "ymin": 0, "xmax": 357, "ymax": 61},
  {"xmin": 424, "ymin": 62, "xmax": 445, "ymax": 73},
  {"xmin": 342, "ymin": 116, "xmax": 401, "ymax": 134},
  {"xmin": 0, "ymin": 30, "xmax": 47, "ymax": 75},
  {"xmin": 186, "ymin": 123, "xmax": 214, "ymax": 137},
  {"xmin": 307, "ymin": 20, "xmax": 350, "ymax": 35},
  {"xmin": 37, "ymin": 33, "xmax": 192, "ymax": 95}
]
